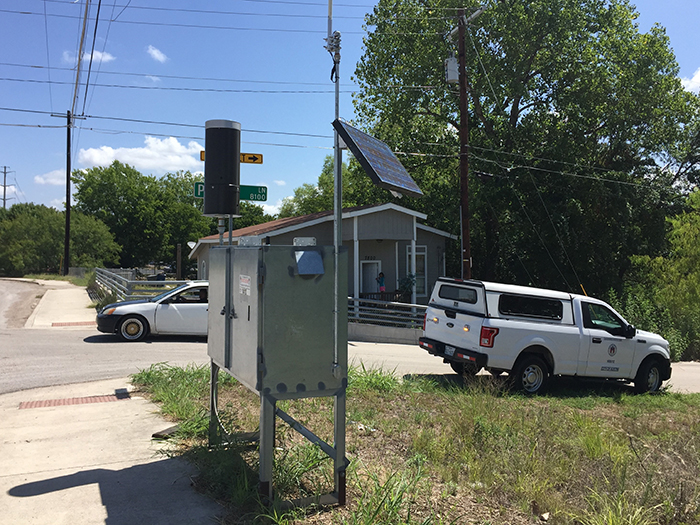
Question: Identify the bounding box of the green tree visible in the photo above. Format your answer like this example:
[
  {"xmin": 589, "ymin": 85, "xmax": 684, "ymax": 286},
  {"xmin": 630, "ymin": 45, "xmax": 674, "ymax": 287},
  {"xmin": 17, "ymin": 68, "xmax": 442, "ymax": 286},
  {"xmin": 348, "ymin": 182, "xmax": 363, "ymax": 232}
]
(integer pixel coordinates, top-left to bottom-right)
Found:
[
  {"xmin": 278, "ymin": 156, "xmax": 351, "ymax": 217},
  {"xmin": 353, "ymin": 0, "xmax": 697, "ymax": 295},
  {"xmin": 73, "ymin": 161, "xmax": 167, "ymax": 267},
  {"xmin": 158, "ymin": 171, "xmax": 215, "ymax": 270},
  {"xmin": 231, "ymin": 201, "xmax": 275, "ymax": 229},
  {"xmin": 0, "ymin": 203, "xmax": 119, "ymax": 276}
]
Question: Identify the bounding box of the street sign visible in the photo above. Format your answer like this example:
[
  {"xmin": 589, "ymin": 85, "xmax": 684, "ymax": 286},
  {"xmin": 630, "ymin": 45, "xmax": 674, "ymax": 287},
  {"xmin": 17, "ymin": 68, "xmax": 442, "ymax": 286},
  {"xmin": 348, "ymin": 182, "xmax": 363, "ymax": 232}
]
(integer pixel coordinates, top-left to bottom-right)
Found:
[
  {"xmin": 240, "ymin": 185, "xmax": 267, "ymax": 201},
  {"xmin": 199, "ymin": 151, "xmax": 263, "ymax": 164},
  {"xmin": 195, "ymin": 183, "xmax": 267, "ymax": 201},
  {"xmin": 240, "ymin": 153, "xmax": 263, "ymax": 164}
]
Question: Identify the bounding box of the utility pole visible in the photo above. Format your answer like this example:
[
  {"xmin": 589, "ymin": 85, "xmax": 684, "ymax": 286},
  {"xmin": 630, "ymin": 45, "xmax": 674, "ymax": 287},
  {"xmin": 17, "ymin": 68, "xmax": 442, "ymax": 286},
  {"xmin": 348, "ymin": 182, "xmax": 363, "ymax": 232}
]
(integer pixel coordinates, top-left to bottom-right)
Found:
[
  {"xmin": 63, "ymin": 111, "xmax": 72, "ymax": 276},
  {"xmin": 454, "ymin": 5, "xmax": 487, "ymax": 280},
  {"xmin": 2, "ymin": 166, "xmax": 9, "ymax": 209},
  {"xmin": 457, "ymin": 9, "xmax": 470, "ymax": 279}
]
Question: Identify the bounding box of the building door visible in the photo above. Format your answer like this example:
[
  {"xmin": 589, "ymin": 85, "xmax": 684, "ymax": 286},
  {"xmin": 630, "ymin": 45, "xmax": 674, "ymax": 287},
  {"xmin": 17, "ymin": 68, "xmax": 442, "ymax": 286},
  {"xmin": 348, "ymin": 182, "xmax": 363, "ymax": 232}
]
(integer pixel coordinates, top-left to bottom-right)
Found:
[{"xmin": 361, "ymin": 261, "xmax": 381, "ymax": 294}]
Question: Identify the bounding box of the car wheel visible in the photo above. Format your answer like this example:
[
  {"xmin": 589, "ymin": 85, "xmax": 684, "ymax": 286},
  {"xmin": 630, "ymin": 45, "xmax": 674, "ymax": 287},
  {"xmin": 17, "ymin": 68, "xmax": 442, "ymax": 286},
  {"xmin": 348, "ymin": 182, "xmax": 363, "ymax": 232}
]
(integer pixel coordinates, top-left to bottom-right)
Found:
[
  {"xmin": 511, "ymin": 355, "xmax": 548, "ymax": 394},
  {"xmin": 450, "ymin": 361, "xmax": 481, "ymax": 376},
  {"xmin": 634, "ymin": 359, "xmax": 662, "ymax": 394},
  {"xmin": 117, "ymin": 315, "xmax": 149, "ymax": 342}
]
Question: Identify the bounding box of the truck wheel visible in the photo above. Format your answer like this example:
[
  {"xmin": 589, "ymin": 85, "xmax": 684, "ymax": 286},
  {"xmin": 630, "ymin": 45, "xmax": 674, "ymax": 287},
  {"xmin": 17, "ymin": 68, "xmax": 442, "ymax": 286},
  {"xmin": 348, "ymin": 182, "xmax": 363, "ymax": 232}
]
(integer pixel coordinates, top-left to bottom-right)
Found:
[
  {"xmin": 117, "ymin": 315, "xmax": 149, "ymax": 342},
  {"xmin": 634, "ymin": 359, "xmax": 662, "ymax": 394},
  {"xmin": 450, "ymin": 361, "xmax": 481, "ymax": 376},
  {"xmin": 511, "ymin": 355, "xmax": 548, "ymax": 394}
]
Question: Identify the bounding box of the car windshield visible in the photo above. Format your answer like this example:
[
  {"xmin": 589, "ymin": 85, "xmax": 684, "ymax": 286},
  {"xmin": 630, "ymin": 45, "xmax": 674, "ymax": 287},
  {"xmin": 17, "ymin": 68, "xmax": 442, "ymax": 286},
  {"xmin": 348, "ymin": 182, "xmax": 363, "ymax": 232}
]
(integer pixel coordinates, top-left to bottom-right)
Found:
[{"xmin": 149, "ymin": 283, "xmax": 190, "ymax": 302}]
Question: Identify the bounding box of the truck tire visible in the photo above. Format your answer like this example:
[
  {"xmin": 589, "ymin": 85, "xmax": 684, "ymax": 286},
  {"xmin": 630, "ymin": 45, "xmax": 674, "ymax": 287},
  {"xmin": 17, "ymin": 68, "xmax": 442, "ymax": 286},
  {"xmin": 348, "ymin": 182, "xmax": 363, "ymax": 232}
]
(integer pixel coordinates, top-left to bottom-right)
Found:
[
  {"xmin": 634, "ymin": 358, "xmax": 663, "ymax": 394},
  {"xmin": 450, "ymin": 361, "xmax": 481, "ymax": 376},
  {"xmin": 511, "ymin": 355, "xmax": 549, "ymax": 394}
]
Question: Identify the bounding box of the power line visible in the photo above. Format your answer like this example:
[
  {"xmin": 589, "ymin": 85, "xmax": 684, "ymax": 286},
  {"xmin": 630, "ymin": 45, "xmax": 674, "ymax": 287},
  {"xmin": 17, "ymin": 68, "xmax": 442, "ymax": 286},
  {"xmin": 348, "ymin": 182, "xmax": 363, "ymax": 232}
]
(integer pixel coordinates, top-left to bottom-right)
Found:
[
  {"xmin": 81, "ymin": 0, "xmax": 104, "ymax": 115},
  {"xmin": 43, "ymin": 0, "xmax": 374, "ymax": 11},
  {"xmin": 2, "ymin": 9, "xmax": 364, "ymax": 34},
  {"xmin": 42, "ymin": 0, "xmax": 55, "ymax": 112},
  {"xmin": 3, "ymin": 9, "xmax": 449, "ymax": 36},
  {"xmin": 1, "ymin": 62, "xmax": 360, "ymax": 87},
  {"xmin": 1, "ymin": 77, "xmax": 351, "ymax": 94}
]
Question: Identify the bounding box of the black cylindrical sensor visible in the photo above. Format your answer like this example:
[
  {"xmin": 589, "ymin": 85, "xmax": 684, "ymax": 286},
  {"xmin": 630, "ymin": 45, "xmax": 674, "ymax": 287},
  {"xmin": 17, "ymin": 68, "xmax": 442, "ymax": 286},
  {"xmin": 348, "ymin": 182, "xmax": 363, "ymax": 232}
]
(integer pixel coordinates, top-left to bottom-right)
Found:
[{"xmin": 204, "ymin": 120, "xmax": 241, "ymax": 216}]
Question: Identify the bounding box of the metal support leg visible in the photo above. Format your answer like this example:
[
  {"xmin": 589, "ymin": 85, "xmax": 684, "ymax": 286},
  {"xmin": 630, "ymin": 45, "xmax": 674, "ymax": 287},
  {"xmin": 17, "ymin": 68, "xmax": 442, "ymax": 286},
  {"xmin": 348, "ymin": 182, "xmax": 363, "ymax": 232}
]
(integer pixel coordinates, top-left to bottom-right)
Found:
[
  {"xmin": 208, "ymin": 359, "xmax": 220, "ymax": 446},
  {"xmin": 334, "ymin": 389, "xmax": 347, "ymax": 505},
  {"xmin": 259, "ymin": 394, "xmax": 276, "ymax": 501}
]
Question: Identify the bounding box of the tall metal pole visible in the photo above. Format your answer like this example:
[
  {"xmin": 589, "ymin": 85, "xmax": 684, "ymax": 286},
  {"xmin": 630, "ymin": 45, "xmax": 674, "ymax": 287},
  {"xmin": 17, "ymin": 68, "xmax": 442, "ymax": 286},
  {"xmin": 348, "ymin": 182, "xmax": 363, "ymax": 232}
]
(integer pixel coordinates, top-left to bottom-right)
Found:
[
  {"xmin": 2, "ymin": 166, "xmax": 8, "ymax": 210},
  {"xmin": 458, "ymin": 9, "xmax": 471, "ymax": 280},
  {"xmin": 63, "ymin": 111, "xmax": 72, "ymax": 276},
  {"xmin": 327, "ymin": 0, "xmax": 346, "ymax": 505}
]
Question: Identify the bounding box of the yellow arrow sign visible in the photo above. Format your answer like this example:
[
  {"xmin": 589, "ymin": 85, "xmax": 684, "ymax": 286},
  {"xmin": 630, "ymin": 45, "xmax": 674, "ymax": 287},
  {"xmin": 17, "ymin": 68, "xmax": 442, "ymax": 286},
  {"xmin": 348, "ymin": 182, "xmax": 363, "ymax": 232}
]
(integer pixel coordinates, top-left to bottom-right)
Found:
[
  {"xmin": 240, "ymin": 153, "xmax": 263, "ymax": 164},
  {"xmin": 199, "ymin": 152, "xmax": 263, "ymax": 164}
]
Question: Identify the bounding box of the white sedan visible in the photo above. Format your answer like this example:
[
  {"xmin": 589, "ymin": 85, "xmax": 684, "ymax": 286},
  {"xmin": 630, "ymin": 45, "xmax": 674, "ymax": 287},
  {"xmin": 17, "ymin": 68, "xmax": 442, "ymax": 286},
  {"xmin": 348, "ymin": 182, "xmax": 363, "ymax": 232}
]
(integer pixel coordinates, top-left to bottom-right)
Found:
[{"xmin": 96, "ymin": 281, "xmax": 208, "ymax": 341}]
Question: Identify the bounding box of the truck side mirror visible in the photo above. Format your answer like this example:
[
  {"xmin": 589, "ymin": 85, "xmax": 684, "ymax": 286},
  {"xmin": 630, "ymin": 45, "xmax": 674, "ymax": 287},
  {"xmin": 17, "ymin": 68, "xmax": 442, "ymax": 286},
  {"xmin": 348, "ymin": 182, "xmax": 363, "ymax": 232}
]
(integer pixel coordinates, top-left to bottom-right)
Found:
[{"xmin": 625, "ymin": 324, "xmax": 636, "ymax": 339}]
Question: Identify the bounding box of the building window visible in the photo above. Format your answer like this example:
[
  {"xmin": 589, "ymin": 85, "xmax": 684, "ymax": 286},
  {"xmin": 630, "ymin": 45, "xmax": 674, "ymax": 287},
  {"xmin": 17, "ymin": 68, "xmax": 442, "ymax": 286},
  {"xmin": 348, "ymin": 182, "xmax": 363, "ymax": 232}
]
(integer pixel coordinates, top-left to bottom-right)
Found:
[{"xmin": 406, "ymin": 245, "xmax": 427, "ymax": 297}]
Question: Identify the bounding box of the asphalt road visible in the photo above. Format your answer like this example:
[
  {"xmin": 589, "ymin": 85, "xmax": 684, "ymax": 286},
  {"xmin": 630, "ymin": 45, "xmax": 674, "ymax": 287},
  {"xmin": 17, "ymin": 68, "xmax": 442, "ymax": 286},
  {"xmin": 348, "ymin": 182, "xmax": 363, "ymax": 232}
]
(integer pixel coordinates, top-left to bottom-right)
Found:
[{"xmin": 1, "ymin": 278, "xmax": 698, "ymax": 395}]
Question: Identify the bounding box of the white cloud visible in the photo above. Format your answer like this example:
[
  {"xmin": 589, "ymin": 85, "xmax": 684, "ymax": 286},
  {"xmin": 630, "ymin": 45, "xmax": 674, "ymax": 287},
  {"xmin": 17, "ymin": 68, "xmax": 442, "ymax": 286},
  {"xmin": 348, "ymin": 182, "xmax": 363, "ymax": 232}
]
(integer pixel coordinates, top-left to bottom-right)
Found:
[
  {"xmin": 273, "ymin": 180, "xmax": 286, "ymax": 186},
  {"xmin": 49, "ymin": 198, "xmax": 65, "ymax": 210},
  {"xmin": 62, "ymin": 50, "xmax": 115, "ymax": 65},
  {"xmin": 262, "ymin": 200, "xmax": 282, "ymax": 216},
  {"xmin": 147, "ymin": 45, "xmax": 168, "ymax": 63},
  {"xmin": 145, "ymin": 75, "xmax": 161, "ymax": 83},
  {"xmin": 34, "ymin": 169, "xmax": 65, "ymax": 186},
  {"xmin": 682, "ymin": 68, "xmax": 700, "ymax": 93},
  {"xmin": 88, "ymin": 50, "xmax": 115, "ymax": 63},
  {"xmin": 78, "ymin": 136, "xmax": 204, "ymax": 173}
]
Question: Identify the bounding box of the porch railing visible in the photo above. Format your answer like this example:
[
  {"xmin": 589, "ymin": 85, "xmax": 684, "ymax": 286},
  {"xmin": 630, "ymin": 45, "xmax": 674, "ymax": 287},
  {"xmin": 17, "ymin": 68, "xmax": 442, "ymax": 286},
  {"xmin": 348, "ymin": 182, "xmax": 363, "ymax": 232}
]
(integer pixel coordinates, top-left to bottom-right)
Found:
[{"xmin": 347, "ymin": 297, "xmax": 426, "ymax": 329}]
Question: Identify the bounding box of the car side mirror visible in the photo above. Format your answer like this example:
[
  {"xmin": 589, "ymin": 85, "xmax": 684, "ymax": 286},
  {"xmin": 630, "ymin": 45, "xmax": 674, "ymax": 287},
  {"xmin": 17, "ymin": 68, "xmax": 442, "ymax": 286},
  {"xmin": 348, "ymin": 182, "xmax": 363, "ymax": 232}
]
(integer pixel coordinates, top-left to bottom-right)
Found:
[{"xmin": 625, "ymin": 324, "xmax": 636, "ymax": 339}]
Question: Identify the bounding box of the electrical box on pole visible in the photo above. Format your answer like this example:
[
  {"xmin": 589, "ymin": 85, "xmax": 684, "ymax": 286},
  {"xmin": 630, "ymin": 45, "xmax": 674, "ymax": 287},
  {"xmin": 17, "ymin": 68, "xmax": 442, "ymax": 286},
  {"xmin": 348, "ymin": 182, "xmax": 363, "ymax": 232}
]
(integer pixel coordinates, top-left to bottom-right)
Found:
[{"xmin": 204, "ymin": 120, "xmax": 241, "ymax": 217}]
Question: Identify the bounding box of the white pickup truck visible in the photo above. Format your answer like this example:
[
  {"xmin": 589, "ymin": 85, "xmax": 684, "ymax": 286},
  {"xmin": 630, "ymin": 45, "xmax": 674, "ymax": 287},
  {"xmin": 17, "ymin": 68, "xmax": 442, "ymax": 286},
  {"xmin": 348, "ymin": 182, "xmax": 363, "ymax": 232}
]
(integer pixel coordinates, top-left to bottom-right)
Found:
[{"xmin": 419, "ymin": 278, "xmax": 671, "ymax": 394}]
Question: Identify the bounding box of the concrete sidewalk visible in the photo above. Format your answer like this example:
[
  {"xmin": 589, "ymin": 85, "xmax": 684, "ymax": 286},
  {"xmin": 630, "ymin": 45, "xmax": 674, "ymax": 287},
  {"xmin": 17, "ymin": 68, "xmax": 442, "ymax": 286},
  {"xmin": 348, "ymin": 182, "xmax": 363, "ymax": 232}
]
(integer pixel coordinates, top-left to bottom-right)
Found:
[
  {"xmin": 24, "ymin": 280, "xmax": 97, "ymax": 329},
  {"xmin": 2, "ymin": 283, "xmax": 224, "ymax": 523},
  {"xmin": 0, "ymin": 378, "xmax": 224, "ymax": 525}
]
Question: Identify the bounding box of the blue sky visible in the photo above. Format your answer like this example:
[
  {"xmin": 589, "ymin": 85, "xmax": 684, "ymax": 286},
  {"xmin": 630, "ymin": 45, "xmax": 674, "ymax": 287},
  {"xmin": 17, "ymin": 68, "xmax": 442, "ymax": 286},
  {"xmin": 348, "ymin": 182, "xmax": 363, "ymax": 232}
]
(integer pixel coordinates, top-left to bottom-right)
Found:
[{"xmin": 1, "ymin": 0, "xmax": 699, "ymax": 214}]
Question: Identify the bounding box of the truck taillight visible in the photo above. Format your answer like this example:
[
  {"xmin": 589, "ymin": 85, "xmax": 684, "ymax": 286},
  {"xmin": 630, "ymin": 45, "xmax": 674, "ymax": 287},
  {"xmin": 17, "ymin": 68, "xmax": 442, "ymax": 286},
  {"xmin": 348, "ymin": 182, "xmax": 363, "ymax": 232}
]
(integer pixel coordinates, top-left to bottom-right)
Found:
[
  {"xmin": 422, "ymin": 313, "xmax": 427, "ymax": 331},
  {"xmin": 480, "ymin": 326, "xmax": 499, "ymax": 347}
]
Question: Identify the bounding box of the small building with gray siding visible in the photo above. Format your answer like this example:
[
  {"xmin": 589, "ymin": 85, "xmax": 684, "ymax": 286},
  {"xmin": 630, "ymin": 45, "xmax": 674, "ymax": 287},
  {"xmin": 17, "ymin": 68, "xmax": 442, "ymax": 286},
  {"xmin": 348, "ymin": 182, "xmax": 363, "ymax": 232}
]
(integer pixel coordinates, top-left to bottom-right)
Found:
[{"xmin": 188, "ymin": 203, "xmax": 456, "ymax": 305}]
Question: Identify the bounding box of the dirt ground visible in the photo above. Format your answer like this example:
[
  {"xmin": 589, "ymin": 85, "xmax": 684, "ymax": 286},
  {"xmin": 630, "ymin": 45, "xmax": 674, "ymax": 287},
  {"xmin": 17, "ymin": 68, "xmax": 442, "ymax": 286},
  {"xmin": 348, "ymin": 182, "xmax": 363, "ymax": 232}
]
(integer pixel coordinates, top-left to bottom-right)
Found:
[{"xmin": 0, "ymin": 279, "xmax": 52, "ymax": 329}]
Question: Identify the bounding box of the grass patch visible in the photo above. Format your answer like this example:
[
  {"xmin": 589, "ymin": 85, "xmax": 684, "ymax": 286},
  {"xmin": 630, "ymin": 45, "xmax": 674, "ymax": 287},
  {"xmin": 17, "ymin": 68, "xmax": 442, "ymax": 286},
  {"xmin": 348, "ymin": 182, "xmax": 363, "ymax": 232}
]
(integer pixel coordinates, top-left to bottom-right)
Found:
[
  {"xmin": 24, "ymin": 272, "xmax": 89, "ymax": 287},
  {"xmin": 131, "ymin": 364, "xmax": 700, "ymax": 525}
]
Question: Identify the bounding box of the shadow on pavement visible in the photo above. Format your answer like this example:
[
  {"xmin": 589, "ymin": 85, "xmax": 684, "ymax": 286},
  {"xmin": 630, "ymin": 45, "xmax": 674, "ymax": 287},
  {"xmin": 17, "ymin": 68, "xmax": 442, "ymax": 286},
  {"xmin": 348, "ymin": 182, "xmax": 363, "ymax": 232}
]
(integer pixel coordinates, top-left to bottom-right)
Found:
[
  {"xmin": 8, "ymin": 458, "xmax": 221, "ymax": 525},
  {"xmin": 83, "ymin": 335, "xmax": 207, "ymax": 345}
]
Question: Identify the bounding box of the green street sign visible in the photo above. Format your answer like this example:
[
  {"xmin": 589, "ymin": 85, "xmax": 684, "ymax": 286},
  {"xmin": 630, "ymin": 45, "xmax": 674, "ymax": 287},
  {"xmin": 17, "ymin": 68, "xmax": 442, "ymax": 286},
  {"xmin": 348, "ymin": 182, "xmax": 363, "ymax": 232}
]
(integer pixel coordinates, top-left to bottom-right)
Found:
[
  {"xmin": 240, "ymin": 185, "xmax": 267, "ymax": 202},
  {"xmin": 194, "ymin": 182, "xmax": 267, "ymax": 201}
]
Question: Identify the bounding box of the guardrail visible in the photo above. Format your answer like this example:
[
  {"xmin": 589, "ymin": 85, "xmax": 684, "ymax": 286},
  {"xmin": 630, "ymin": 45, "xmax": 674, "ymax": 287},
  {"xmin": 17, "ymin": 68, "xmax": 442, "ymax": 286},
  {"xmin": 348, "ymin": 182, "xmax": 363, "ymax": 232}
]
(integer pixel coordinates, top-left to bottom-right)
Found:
[
  {"xmin": 95, "ymin": 268, "xmax": 188, "ymax": 301},
  {"xmin": 348, "ymin": 297, "xmax": 426, "ymax": 329},
  {"xmin": 95, "ymin": 268, "xmax": 427, "ymax": 328}
]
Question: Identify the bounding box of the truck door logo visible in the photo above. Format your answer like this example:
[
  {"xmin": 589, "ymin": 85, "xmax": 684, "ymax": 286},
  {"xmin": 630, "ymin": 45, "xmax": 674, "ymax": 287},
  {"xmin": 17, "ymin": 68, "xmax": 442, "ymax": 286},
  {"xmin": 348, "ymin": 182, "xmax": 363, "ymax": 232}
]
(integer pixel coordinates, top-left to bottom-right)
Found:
[{"xmin": 608, "ymin": 344, "xmax": 617, "ymax": 357}]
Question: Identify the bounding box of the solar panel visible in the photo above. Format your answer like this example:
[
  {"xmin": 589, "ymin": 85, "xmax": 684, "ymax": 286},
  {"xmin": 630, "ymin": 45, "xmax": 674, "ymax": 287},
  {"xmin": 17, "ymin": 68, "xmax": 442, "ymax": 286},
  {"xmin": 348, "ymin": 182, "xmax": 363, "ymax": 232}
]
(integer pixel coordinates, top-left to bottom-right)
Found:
[{"xmin": 332, "ymin": 119, "xmax": 424, "ymax": 198}]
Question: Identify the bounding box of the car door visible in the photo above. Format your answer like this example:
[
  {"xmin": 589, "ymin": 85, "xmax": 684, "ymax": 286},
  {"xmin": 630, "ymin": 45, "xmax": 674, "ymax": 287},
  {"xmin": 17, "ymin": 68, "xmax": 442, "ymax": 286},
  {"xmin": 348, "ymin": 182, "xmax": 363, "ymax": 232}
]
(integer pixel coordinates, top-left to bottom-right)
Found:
[
  {"xmin": 154, "ymin": 286, "xmax": 208, "ymax": 336},
  {"xmin": 581, "ymin": 302, "xmax": 635, "ymax": 378}
]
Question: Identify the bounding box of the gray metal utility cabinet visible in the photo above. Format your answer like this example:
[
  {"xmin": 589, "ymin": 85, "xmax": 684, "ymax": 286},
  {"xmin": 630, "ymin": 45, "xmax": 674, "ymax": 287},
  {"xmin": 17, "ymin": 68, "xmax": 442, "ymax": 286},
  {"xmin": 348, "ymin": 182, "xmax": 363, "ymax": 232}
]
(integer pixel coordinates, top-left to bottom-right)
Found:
[
  {"xmin": 207, "ymin": 244, "xmax": 348, "ymax": 504},
  {"xmin": 208, "ymin": 245, "xmax": 347, "ymax": 393}
]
